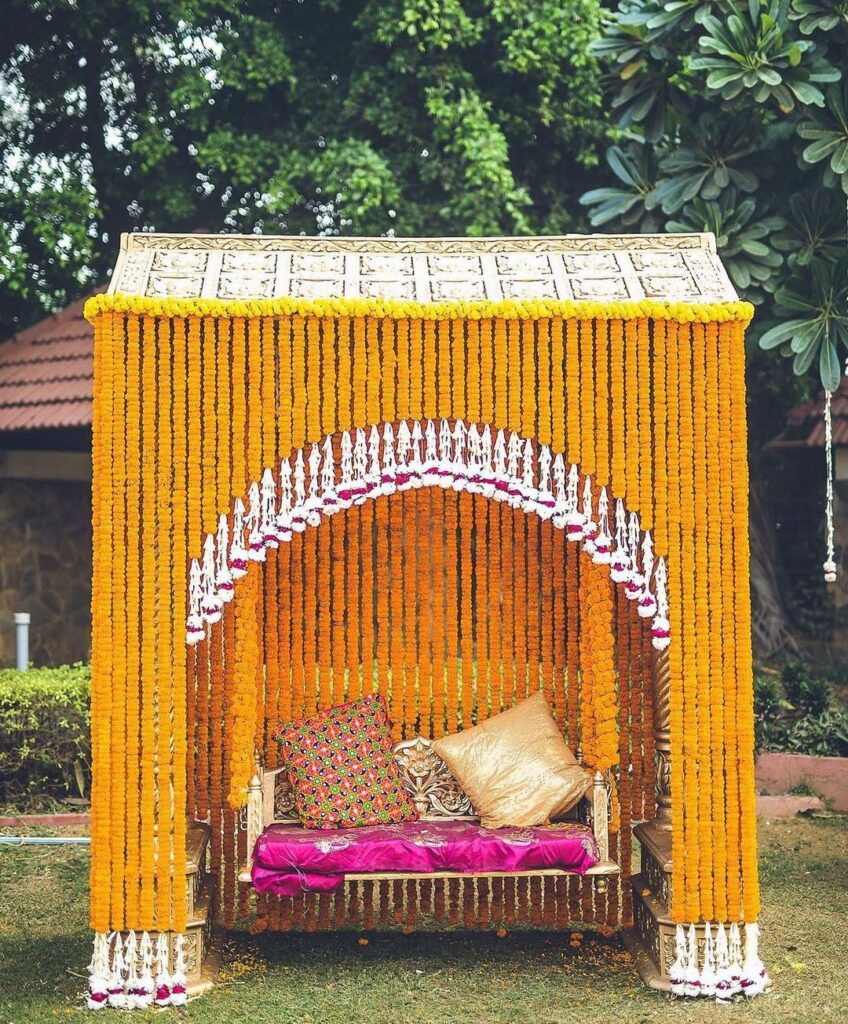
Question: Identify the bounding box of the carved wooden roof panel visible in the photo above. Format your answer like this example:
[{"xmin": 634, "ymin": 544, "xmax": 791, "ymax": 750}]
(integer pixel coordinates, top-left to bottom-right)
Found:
[{"xmin": 108, "ymin": 232, "xmax": 738, "ymax": 303}]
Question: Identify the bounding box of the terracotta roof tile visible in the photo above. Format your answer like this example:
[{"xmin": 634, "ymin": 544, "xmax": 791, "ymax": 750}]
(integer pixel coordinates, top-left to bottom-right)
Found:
[
  {"xmin": 0, "ymin": 292, "xmax": 99, "ymax": 432},
  {"xmin": 770, "ymin": 376, "xmax": 848, "ymax": 449}
]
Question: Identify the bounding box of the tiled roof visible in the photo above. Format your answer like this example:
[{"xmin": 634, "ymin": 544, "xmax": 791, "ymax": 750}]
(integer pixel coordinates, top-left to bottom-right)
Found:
[
  {"xmin": 0, "ymin": 292, "xmax": 98, "ymax": 432},
  {"xmin": 770, "ymin": 378, "xmax": 848, "ymax": 449}
]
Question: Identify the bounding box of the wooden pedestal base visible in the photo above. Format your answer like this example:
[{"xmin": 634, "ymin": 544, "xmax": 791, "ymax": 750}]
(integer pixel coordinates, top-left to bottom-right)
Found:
[
  {"xmin": 118, "ymin": 821, "xmax": 215, "ymax": 990},
  {"xmin": 621, "ymin": 820, "xmax": 676, "ymax": 991}
]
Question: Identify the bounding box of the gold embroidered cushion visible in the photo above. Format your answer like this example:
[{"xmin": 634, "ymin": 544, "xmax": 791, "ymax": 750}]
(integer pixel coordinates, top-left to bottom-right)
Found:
[{"xmin": 432, "ymin": 692, "xmax": 593, "ymax": 829}]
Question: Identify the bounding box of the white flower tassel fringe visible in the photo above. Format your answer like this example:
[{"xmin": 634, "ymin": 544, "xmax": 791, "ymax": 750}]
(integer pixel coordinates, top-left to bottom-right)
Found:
[
  {"xmin": 86, "ymin": 932, "xmax": 110, "ymax": 1010},
  {"xmin": 185, "ymin": 418, "xmax": 672, "ymax": 653},
  {"xmin": 87, "ymin": 932, "xmax": 189, "ymax": 1011},
  {"xmin": 670, "ymin": 922, "xmax": 769, "ymax": 1003}
]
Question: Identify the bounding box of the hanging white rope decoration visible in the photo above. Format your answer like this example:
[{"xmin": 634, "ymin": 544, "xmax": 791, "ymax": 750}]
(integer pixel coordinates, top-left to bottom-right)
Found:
[{"xmin": 823, "ymin": 383, "xmax": 837, "ymax": 582}]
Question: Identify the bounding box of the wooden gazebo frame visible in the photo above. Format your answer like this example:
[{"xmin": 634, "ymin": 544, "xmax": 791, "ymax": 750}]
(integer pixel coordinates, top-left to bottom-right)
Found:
[{"xmin": 83, "ymin": 232, "xmax": 764, "ymax": 1006}]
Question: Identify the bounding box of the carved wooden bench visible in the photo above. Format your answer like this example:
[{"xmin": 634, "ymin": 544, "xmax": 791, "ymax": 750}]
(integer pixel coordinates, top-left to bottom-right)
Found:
[{"xmin": 240, "ymin": 737, "xmax": 618, "ymax": 887}]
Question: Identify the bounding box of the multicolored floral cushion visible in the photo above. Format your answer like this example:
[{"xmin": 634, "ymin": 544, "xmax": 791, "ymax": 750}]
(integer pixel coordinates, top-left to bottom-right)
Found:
[{"xmin": 273, "ymin": 693, "xmax": 419, "ymax": 830}]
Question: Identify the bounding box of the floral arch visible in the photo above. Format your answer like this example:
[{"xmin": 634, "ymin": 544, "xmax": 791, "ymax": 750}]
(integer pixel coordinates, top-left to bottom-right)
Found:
[{"xmin": 83, "ymin": 232, "xmax": 761, "ymax": 1001}]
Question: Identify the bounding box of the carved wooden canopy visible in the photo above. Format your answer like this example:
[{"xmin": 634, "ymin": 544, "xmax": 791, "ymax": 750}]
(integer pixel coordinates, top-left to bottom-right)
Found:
[{"xmin": 108, "ymin": 232, "xmax": 738, "ymax": 304}]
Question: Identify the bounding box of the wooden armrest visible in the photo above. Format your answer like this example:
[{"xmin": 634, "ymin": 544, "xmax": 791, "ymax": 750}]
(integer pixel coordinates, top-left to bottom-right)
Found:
[{"xmin": 590, "ymin": 771, "xmax": 610, "ymax": 863}]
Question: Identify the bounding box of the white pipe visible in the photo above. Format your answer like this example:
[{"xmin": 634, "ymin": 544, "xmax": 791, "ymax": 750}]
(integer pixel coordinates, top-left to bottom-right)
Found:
[
  {"xmin": 14, "ymin": 612, "xmax": 30, "ymax": 671},
  {"xmin": 0, "ymin": 836, "xmax": 90, "ymax": 846}
]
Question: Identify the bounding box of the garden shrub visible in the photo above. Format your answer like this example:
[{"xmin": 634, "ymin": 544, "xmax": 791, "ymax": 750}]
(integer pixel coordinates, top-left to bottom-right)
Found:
[
  {"xmin": 755, "ymin": 662, "xmax": 848, "ymax": 758},
  {"xmin": 0, "ymin": 663, "xmax": 90, "ymax": 802}
]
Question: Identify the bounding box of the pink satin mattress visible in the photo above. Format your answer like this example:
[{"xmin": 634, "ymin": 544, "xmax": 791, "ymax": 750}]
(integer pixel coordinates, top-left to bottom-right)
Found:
[{"xmin": 251, "ymin": 818, "xmax": 600, "ymax": 897}]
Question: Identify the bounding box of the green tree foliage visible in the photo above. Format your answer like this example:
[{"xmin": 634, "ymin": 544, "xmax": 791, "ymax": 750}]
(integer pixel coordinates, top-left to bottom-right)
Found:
[
  {"xmin": 0, "ymin": 0, "xmax": 608, "ymax": 336},
  {"xmin": 583, "ymin": 0, "xmax": 848, "ymax": 390}
]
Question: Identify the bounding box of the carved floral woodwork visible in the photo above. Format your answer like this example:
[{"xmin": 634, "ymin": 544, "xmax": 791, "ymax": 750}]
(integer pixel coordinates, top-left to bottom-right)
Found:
[
  {"xmin": 393, "ymin": 737, "xmax": 475, "ymax": 817},
  {"xmin": 109, "ymin": 232, "xmax": 737, "ymax": 304}
]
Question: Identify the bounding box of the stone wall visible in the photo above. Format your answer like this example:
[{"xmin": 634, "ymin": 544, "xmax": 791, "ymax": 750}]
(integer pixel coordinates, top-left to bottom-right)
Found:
[{"xmin": 0, "ymin": 478, "xmax": 91, "ymax": 667}]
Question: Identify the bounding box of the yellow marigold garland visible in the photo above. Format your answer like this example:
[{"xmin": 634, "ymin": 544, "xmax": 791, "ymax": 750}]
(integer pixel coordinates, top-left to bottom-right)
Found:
[
  {"xmin": 375, "ymin": 498, "xmax": 391, "ymax": 698},
  {"xmin": 396, "ymin": 317, "xmax": 410, "ymax": 422},
  {"xmin": 552, "ymin": 524, "xmax": 566, "ymax": 733},
  {"xmin": 332, "ymin": 511, "xmax": 347, "ymax": 707},
  {"xmin": 474, "ymin": 496, "xmax": 489, "ymax": 723},
  {"xmin": 138, "ymin": 316, "xmax": 157, "ymax": 931},
  {"xmin": 460, "ymin": 491, "xmax": 474, "ymax": 727},
  {"xmin": 353, "ymin": 317, "xmax": 367, "ymax": 427},
  {"xmin": 123, "ymin": 314, "xmax": 142, "ymax": 924},
  {"xmin": 624, "ymin": 319, "xmax": 639, "ymax": 512},
  {"xmin": 86, "ymin": 292, "xmax": 755, "ymax": 325},
  {"xmin": 403, "ymin": 491, "xmax": 419, "ymax": 736},
  {"xmin": 706, "ymin": 321, "xmax": 727, "ymax": 920},
  {"xmin": 507, "ymin": 320, "xmax": 521, "ymax": 434},
  {"xmin": 487, "ymin": 496, "xmax": 502, "ymax": 717},
  {"xmin": 467, "ymin": 318, "xmax": 481, "ymax": 424},
  {"xmin": 171, "ymin": 314, "xmax": 189, "ymax": 930},
  {"xmin": 303, "ymin": 529, "xmax": 319, "ymax": 712},
  {"xmin": 445, "ymin": 493, "xmax": 460, "ymax": 731},
  {"xmin": 109, "ymin": 312, "xmax": 127, "ymax": 927},
  {"xmin": 202, "ymin": 317, "xmax": 217, "ymax": 534},
  {"xmin": 438, "ymin": 320, "xmax": 451, "ymax": 420},
  {"xmin": 347, "ymin": 510, "xmax": 362, "ymax": 701},
  {"xmin": 336, "ymin": 316, "xmax": 352, "ymax": 433},
  {"xmin": 494, "ymin": 318, "xmax": 508, "ymax": 427},
  {"xmin": 594, "ymin": 318, "xmax": 610, "ymax": 487},
  {"xmin": 565, "ymin": 318, "xmax": 580, "ymax": 464},
  {"xmin": 323, "ymin": 317, "xmax": 338, "ymax": 437},
  {"xmin": 501, "ymin": 505, "xmax": 515, "ymax": 709},
  {"xmin": 431, "ymin": 490, "xmax": 446, "ymax": 735},
  {"xmin": 526, "ymin": 513, "xmax": 540, "ymax": 698},
  {"xmin": 480, "ymin": 318, "xmax": 494, "ymax": 425},
  {"xmin": 729, "ymin": 319, "xmax": 760, "ymax": 922},
  {"xmin": 513, "ymin": 510, "xmax": 527, "ymax": 701},
  {"xmin": 521, "ymin": 318, "xmax": 536, "ymax": 441},
  {"xmin": 307, "ymin": 315, "xmax": 322, "ymax": 443},
  {"xmin": 692, "ymin": 323, "xmax": 713, "ymax": 918},
  {"xmin": 423, "ymin": 319, "xmax": 437, "ymax": 421},
  {"xmin": 383, "ymin": 316, "xmax": 396, "ymax": 425},
  {"xmin": 318, "ymin": 520, "xmax": 332, "ymax": 710},
  {"xmin": 637, "ymin": 318, "xmax": 652, "ymax": 528},
  {"xmin": 89, "ymin": 309, "xmax": 112, "ymax": 930},
  {"xmin": 452, "ymin": 318, "xmax": 466, "ymax": 420}
]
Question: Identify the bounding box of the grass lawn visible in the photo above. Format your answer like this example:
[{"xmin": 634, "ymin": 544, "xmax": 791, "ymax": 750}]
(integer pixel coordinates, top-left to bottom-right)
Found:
[{"xmin": 1, "ymin": 816, "xmax": 846, "ymax": 1023}]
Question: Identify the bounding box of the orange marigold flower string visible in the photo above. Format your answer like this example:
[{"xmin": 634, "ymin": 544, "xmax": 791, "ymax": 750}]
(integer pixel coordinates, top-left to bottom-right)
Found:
[
  {"xmin": 552, "ymin": 523, "xmax": 566, "ymax": 733},
  {"xmin": 138, "ymin": 315, "xmax": 157, "ymax": 930},
  {"xmin": 374, "ymin": 498, "xmax": 391, "ymax": 704},
  {"xmin": 318, "ymin": 519, "xmax": 332, "ymax": 710},
  {"xmin": 444, "ymin": 492, "xmax": 460, "ymax": 732},
  {"xmin": 403, "ymin": 490, "xmax": 419, "ymax": 737},
  {"xmin": 347, "ymin": 509, "xmax": 362, "ymax": 701},
  {"xmin": 705, "ymin": 320, "xmax": 727, "ymax": 920},
  {"xmin": 487, "ymin": 493, "xmax": 502, "ymax": 718},
  {"xmin": 459, "ymin": 490, "xmax": 474, "ymax": 727},
  {"xmin": 303, "ymin": 529, "xmax": 319, "ymax": 713},
  {"xmin": 430, "ymin": 489, "xmax": 446, "ymax": 735},
  {"xmin": 109, "ymin": 311, "xmax": 127, "ymax": 927},
  {"xmin": 332, "ymin": 508, "xmax": 347, "ymax": 708},
  {"xmin": 594, "ymin": 318, "xmax": 610, "ymax": 487},
  {"xmin": 123, "ymin": 313, "xmax": 142, "ymax": 923}
]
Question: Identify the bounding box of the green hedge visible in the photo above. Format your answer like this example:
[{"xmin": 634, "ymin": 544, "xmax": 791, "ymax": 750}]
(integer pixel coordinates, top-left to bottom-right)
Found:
[
  {"xmin": 755, "ymin": 662, "xmax": 848, "ymax": 758},
  {"xmin": 0, "ymin": 664, "xmax": 91, "ymax": 801}
]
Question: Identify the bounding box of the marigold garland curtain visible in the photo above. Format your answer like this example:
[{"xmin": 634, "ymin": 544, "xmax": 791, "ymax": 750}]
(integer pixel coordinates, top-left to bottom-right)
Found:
[{"xmin": 86, "ymin": 295, "xmax": 757, "ymax": 937}]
